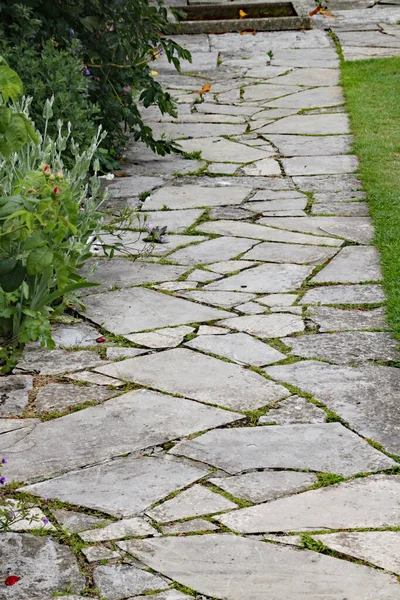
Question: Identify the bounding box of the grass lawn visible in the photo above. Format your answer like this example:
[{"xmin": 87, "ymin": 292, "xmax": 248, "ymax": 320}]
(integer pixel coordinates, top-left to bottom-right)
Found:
[{"xmin": 341, "ymin": 57, "xmax": 400, "ymax": 339}]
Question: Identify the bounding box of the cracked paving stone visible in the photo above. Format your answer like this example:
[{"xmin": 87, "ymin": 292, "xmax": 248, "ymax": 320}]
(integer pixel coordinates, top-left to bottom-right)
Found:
[
  {"xmin": 0, "ymin": 418, "xmax": 38, "ymax": 435},
  {"xmin": 196, "ymin": 102, "xmax": 261, "ymax": 116},
  {"xmin": 52, "ymin": 509, "xmax": 110, "ymax": 534},
  {"xmin": 208, "ymin": 163, "xmax": 239, "ymax": 175},
  {"xmin": 217, "ymin": 313, "xmax": 304, "ymax": 338},
  {"xmin": 81, "ymin": 287, "xmax": 231, "ymax": 335},
  {"xmin": 197, "ymin": 325, "xmax": 229, "ymax": 336},
  {"xmin": 300, "ymin": 284, "xmax": 385, "ymax": 305},
  {"xmin": 250, "ymin": 190, "xmax": 305, "ymax": 201},
  {"xmin": 93, "ymin": 564, "xmax": 169, "ymax": 600},
  {"xmin": 92, "ymin": 232, "xmax": 205, "ymax": 258},
  {"xmin": 311, "ymin": 246, "xmax": 381, "ymax": 283},
  {"xmin": 129, "ymin": 592, "xmax": 191, "ymax": 600},
  {"xmin": 35, "ymin": 383, "xmax": 117, "ymax": 414},
  {"xmin": 241, "ymin": 158, "xmax": 281, "ymax": 177},
  {"xmin": 170, "ymin": 422, "xmax": 394, "ymax": 477},
  {"xmin": 177, "ymin": 290, "xmax": 257, "ymax": 308},
  {"xmin": 176, "ymin": 137, "xmax": 274, "ymax": 163},
  {"xmin": 106, "ymin": 347, "xmax": 149, "ymax": 359},
  {"xmin": 162, "ymin": 518, "xmax": 218, "ymax": 535},
  {"xmin": 265, "ymin": 87, "xmax": 344, "ymax": 110},
  {"xmin": 282, "ymin": 155, "xmax": 358, "ymax": 177},
  {"xmin": 149, "ymin": 122, "xmax": 247, "ymax": 140},
  {"xmin": 82, "ymin": 545, "xmax": 120, "ymax": 563},
  {"xmin": 242, "ymin": 241, "xmax": 338, "ymax": 265},
  {"xmin": 1, "ymin": 499, "xmax": 56, "ymax": 532},
  {"xmin": 313, "ymin": 531, "xmax": 400, "ymax": 574},
  {"xmin": 306, "ymin": 306, "xmax": 387, "ymax": 332},
  {"xmin": 0, "ymin": 375, "xmax": 33, "ymax": 417},
  {"xmin": 51, "ymin": 322, "xmax": 100, "ymax": 348},
  {"xmin": 65, "ymin": 371, "xmax": 125, "ymax": 387},
  {"xmin": 207, "ymin": 260, "xmax": 259, "ymax": 275},
  {"xmin": 264, "ymin": 134, "xmax": 352, "ymax": 157},
  {"xmin": 235, "ymin": 302, "xmax": 266, "ymax": 314},
  {"xmin": 263, "ymin": 534, "xmax": 302, "ymax": 546},
  {"xmin": 242, "ymin": 83, "xmax": 301, "ymax": 102},
  {"xmin": 281, "ymin": 331, "xmax": 399, "ymax": 364},
  {"xmin": 293, "ymin": 174, "xmax": 362, "ymax": 193},
  {"xmin": 2, "ymin": 389, "xmax": 240, "ymax": 482},
  {"xmin": 209, "ymin": 471, "xmax": 317, "ymax": 504},
  {"xmin": 271, "ymin": 48, "xmax": 339, "ymax": 68},
  {"xmin": 95, "ymin": 348, "xmax": 288, "ymax": 412},
  {"xmin": 266, "ymin": 360, "xmax": 400, "ymax": 454},
  {"xmin": 268, "ymin": 67, "xmax": 340, "ymax": 87},
  {"xmin": 124, "ymin": 326, "xmax": 194, "ymax": 349},
  {"xmin": 143, "ymin": 184, "xmax": 251, "ymax": 209},
  {"xmin": 155, "ymin": 281, "xmax": 197, "ymax": 291},
  {"xmin": 79, "ymin": 518, "xmax": 158, "ymax": 542},
  {"xmin": 259, "ymin": 396, "xmax": 327, "ymax": 424},
  {"xmin": 313, "ymin": 191, "xmax": 366, "ymax": 202},
  {"xmin": 257, "ymin": 293, "xmax": 297, "ymax": 307},
  {"xmin": 244, "ymin": 198, "xmax": 307, "ymax": 213},
  {"xmin": 205, "ymin": 263, "xmax": 313, "ymax": 294},
  {"xmin": 106, "ymin": 176, "xmax": 164, "ymax": 199},
  {"xmin": 146, "ymin": 484, "xmax": 236, "ymax": 523},
  {"xmin": 0, "ymin": 533, "xmax": 85, "ymax": 599},
  {"xmin": 186, "ymin": 332, "xmax": 286, "ymax": 366},
  {"xmin": 311, "ymin": 201, "xmax": 369, "ymax": 216},
  {"xmin": 218, "ymin": 475, "xmax": 400, "ymax": 534},
  {"xmin": 135, "ymin": 209, "xmax": 205, "ymax": 234},
  {"xmin": 117, "ymin": 534, "xmax": 399, "ymax": 600},
  {"xmin": 21, "ymin": 455, "xmax": 209, "ymax": 518},
  {"xmin": 14, "ymin": 349, "xmax": 103, "ymax": 376},
  {"xmin": 259, "ymin": 113, "xmax": 349, "ymax": 135},
  {"xmin": 168, "ymin": 236, "xmax": 257, "ymax": 265},
  {"xmin": 209, "ymin": 206, "xmax": 255, "ymax": 220}
]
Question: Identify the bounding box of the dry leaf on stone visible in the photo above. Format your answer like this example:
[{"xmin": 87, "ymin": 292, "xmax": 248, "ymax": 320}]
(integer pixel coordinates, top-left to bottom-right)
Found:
[
  {"xmin": 196, "ymin": 84, "xmax": 212, "ymax": 95},
  {"xmin": 239, "ymin": 9, "xmax": 248, "ymax": 18}
]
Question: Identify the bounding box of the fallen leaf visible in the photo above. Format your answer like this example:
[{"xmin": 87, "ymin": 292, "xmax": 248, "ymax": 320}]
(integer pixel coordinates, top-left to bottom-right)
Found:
[
  {"xmin": 240, "ymin": 30, "xmax": 249, "ymax": 35},
  {"xmin": 251, "ymin": 29, "xmax": 257, "ymax": 36},
  {"xmin": 96, "ymin": 336, "xmax": 106, "ymax": 343},
  {"xmin": 5, "ymin": 577, "xmax": 20, "ymax": 586},
  {"xmin": 321, "ymin": 9, "xmax": 337, "ymax": 17},
  {"xmin": 113, "ymin": 172, "xmax": 129, "ymax": 177},
  {"xmin": 239, "ymin": 9, "xmax": 248, "ymax": 18},
  {"xmin": 309, "ymin": 6, "xmax": 321, "ymax": 15},
  {"xmin": 196, "ymin": 84, "xmax": 212, "ymax": 95},
  {"xmin": 151, "ymin": 70, "xmax": 159, "ymax": 76}
]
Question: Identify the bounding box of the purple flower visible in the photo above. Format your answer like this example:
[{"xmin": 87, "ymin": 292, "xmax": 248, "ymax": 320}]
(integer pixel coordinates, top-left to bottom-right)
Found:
[
  {"xmin": 1, "ymin": 458, "xmax": 6, "ymax": 464},
  {"xmin": 123, "ymin": 86, "xmax": 132, "ymax": 94},
  {"xmin": 82, "ymin": 67, "xmax": 91, "ymax": 76},
  {"xmin": 43, "ymin": 518, "xmax": 49, "ymax": 525},
  {"xmin": 42, "ymin": 497, "xmax": 47, "ymax": 503},
  {"xmin": 0, "ymin": 476, "xmax": 6, "ymax": 485},
  {"xmin": 8, "ymin": 512, "xmax": 14, "ymax": 519}
]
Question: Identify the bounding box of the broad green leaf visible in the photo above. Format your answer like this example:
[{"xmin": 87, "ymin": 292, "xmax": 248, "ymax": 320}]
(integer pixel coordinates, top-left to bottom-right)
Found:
[
  {"xmin": 0, "ymin": 262, "xmax": 25, "ymax": 292},
  {"xmin": 0, "ymin": 66, "xmax": 23, "ymax": 102},
  {"xmin": 20, "ymin": 114, "xmax": 39, "ymax": 145},
  {"xmin": 0, "ymin": 107, "xmax": 11, "ymax": 133},
  {"xmin": 0, "ymin": 138, "xmax": 11, "ymax": 157},
  {"xmin": 26, "ymin": 246, "xmax": 54, "ymax": 275},
  {"xmin": 0, "ymin": 256, "xmax": 17, "ymax": 275},
  {"xmin": 5, "ymin": 114, "xmax": 27, "ymax": 152},
  {"xmin": 23, "ymin": 234, "xmax": 46, "ymax": 251}
]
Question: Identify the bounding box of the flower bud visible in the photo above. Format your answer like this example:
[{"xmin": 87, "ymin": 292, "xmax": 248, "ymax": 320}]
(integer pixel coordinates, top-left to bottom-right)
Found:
[
  {"xmin": 56, "ymin": 169, "xmax": 64, "ymax": 180},
  {"xmin": 49, "ymin": 174, "xmax": 55, "ymax": 182},
  {"xmin": 53, "ymin": 186, "xmax": 60, "ymax": 196},
  {"xmin": 43, "ymin": 165, "xmax": 51, "ymax": 177}
]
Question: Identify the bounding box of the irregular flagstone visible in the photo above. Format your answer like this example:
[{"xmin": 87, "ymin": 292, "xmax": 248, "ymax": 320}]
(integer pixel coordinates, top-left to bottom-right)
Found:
[
  {"xmin": 149, "ymin": 121, "xmax": 246, "ymax": 139},
  {"xmin": 197, "ymin": 220, "xmax": 343, "ymax": 246},
  {"xmin": 244, "ymin": 198, "xmax": 307, "ymax": 213},
  {"xmin": 52, "ymin": 509, "xmax": 109, "ymax": 534},
  {"xmin": 311, "ymin": 246, "xmax": 381, "ymax": 283},
  {"xmin": 95, "ymin": 348, "xmax": 288, "ymax": 412},
  {"xmin": 51, "ymin": 322, "xmax": 100, "ymax": 348},
  {"xmin": 0, "ymin": 418, "xmax": 38, "ymax": 434},
  {"xmin": 2, "ymin": 499, "xmax": 55, "ymax": 532},
  {"xmin": 208, "ymin": 163, "xmax": 239, "ymax": 175},
  {"xmin": 35, "ymin": 383, "xmax": 117, "ymax": 414},
  {"xmin": 211, "ymin": 30, "xmax": 331, "ymax": 52},
  {"xmin": 217, "ymin": 314, "xmax": 304, "ymax": 338},
  {"xmin": 175, "ymin": 137, "xmax": 274, "ymax": 163},
  {"xmin": 137, "ymin": 209, "xmax": 204, "ymax": 233},
  {"xmin": 118, "ymin": 534, "xmax": 399, "ymax": 600},
  {"xmin": 306, "ymin": 306, "xmax": 388, "ymax": 332},
  {"xmin": 282, "ymin": 155, "xmax": 358, "ymax": 176},
  {"xmin": 257, "ymin": 294, "xmax": 297, "ymax": 307},
  {"xmin": 155, "ymin": 281, "xmax": 197, "ymax": 291},
  {"xmin": 265, "ymin": 360, "xmax": 400, "ymax": 454},
  {"xmin": 313, "ymin": 191, "xmax": 366, "ymax": 202},
  {"xmin": 260, "ymin": 113, "xmax": 349, "ymax": 135},
  {"xmin": 250, "ymin": 108, "xmax": 298, "ymax": 121},
  {"xmin": 197, "ymin": 325, "xmax": 229, "ymax": 336},
  {"xmin": 159, "ymin": 113, "xmax": 246, "ymax": 124},
  {"xmin": 271, "ymin": 48, "xmax": 340, "ymax": 68},
  {"xmin": 266, "ymin": 87, "xmax": 344, "ymax": 109},
  {"xmin": 242, "ymin": 241, "xmax": 338, "ymax": 265},
  {"xmin": 124, "ymin": 326, "xmax": 194, "ymax": 349},
  {"xmin": 205, "ymin": 264, "xmax": 313, "ymax": 294},
  {"xmin": 146, "ymin": 484, "xmax": 236, "ymax": 522},
  {"xmin": 258, "ymin": 216, "xmax": 373, "ymax": 244},
  {"xmin": 207, "ymin": 260, "xmax": 259, "ymax": 274},
  {"xmin": 250, "ymin": 190, "xmax": 305, "ymax": 201},
  {"xmin": 259, "ymin": 396, "xmax": 327, "ymax": 424},
  {"xmin": 209, "ymin": 471, "xmax": 317, "ymax": 504},
  {"xmin": 162, "ymin": 518, "xmax": 218, "ymax": 535},
  {"xmin": 244, "ymin": 66, "xmax": 293, "ymax": 79},
  {"xmin": 144, "ymin": 184, "xmax": 251, "ymax": 209},
  {"xmin": 79, "ymin": 517, "xmax": 158, "ymax": 542},
  {"xmin": 14, "ymin": 348, "xmax": 103, "ymax": 376},
  {"xmin": 93, "ymin": 564, "xmax": 169, "ymax": 600},
  {"xmin": 243, "ymin": 84, "xmax": 302, "ymax": 102},
  {"xmin": 130, "ymin": 592, "xmax": 191, "ymax": 600},
  {"xmin": 22, "ymin": 455, "xmax": 209, "ymax": 517},
  {"xmin": 337, "ymin": 29, "xmax": 400, "ymax": 47},
  {"xmin": 313, "ymin": 531, "xmax": 400, "ymax": 574},
  {"xmin": 300, "ymin": 284, "xmax": 385, "ymax": 305},
  {"xmin": 181, "ymin": 175, "xmax": 294, "ymax": 190},
  {"xmin": 93, "ymin": 232, "xmax": 205, "ymax": 258},
  {"xmin": 196, "ymin": 102, "xmax": 261, "ymax": 116},
  {"xmin": 82, "ymin": 545, "xmax": 119, "ymax": 563},
  {"xmin": 235, "ymin": 301, "xmax": 266, "ymax": 314},
  {"xmin": 0, "ymin": 375, "xmax": 33, "ymax": 417},
  {"xmin": 106, "ymin": 347, "xmax": 149, "ymax": 359},
  {"xmin": 185, "ymin": 332, "xmax": 286, "ymax": 366},
  {"xmin": 167, "ymin": 236, "xmax": 257, "ymax": 265},
  {"xmin": 3, "ymin": 389, "xmax": 240, "ymax": 482},
  {"xmin": 0, "ymin": 533, "xmax": 85, "ymax": 599},
  {"xmin": 218, "ymin": 476, "xmax": 400, "ymax": 534},
  {"xmin": 293, "ymin": 173, "xmax": 362, "ymax": 193},
  {"xmin": 264, "ymin": 134, "xmax": 352, "ymax": 157},
  {"xmin": 177, "ymin": 290, "xmax": 256, "ymax": 308},
  {"xmin": 311, "ymin": 201, "xmax": 369, "ymax": 216},
  {"xmin": 81, "ymin": 287, "xmax": 231, "ymax": 335},
  {"xmin": 269, "ymin": 68, "xmax": 340, "ymax": 87},
  {"xmin": 241, "ymin": 158, "xmax": 281, "ymax": 177},
  {"xmin": 264, "ymin": 534, "xmax": 302, "ymax": 547},
  {"xmin": 106, "ymin": 176, "xmax": 164, "ymax": 199},
  {"xmin": 209, "ymin": 206, "xmax": 254, "ymax": 220},
  {"xmin": 65, "ymin": 371, "xmax": 125, "ymax": 387},
  {"xmin": 170, "ymin": 423, "xmax": 394, "ymax": 476}
]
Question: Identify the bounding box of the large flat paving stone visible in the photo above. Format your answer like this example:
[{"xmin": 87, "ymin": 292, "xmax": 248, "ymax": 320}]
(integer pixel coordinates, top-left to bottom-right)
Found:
[
  {"xmin": 144, "ymin": 184, "xmax": 251, "ymax": 209},
  {"xmin": 118, "ymin": 534, "xmax": 399, "ymax": 600},
  {"xmin": 2, "ymin": 389, "xmax": 240, "ymax": 482},
  {"xmin": 306, "ymin": 306, "xmax": 387, "ymax": 332},
  {"xmin": 217, "ymin": 314, "xmax": 304, "ymax": 338},
  {"xmin": 242, "ymin": 242, "xmax": 338, "ymax": 264},
  {"xmin": 265, "ymin": 87, "xmax": 344, "ymax": 109},
  {"xmin": 168, "ymin": 236, "xmax": 257, "ymax": 265},
  {"xmin": 300, "ymin": 284, "xmax": 385, "ymax": 305},
  {"xmin": 209, "ymin": 471, "xmax": 317, "ymax": 504},
  {"xmin": 266, "ymin": 361, "xmax": 400, "ymax": 454},
  {"xmin": 260, "ymin": 114, "xmax": 349, "ymax": 135},
  {"xmin": 93, "ymin": 564, "xmax": 168, "ymax": 600},
  {"xmin": 282, "ymin": 155, "xmax": 358, "ymax": 176},
  {"xmin": 176, "ymin": 137, "xmax": 273, "ymax": 163},
  {"xmin": 264, "ymin": 134, "xmax": 352, "ymax": 157},
  {"xmin": 293, "ymin": 173, "xmax": 362, "ymax": 193},
  {"xmin": 14, "ymin": 348, "xmax": 102, "ymax": 375},
  {"xmin": 311, "ymin": 201, "xmax": 369, "ymax": 216},
  {"xmin": 0, "ymin": 375, "xmax": 33, "ymax": 417},
  {"xmin": 169, "ymin": 423, "xmax": 394, "ymax": 476},
  {"xmin": 150, "ymin": 122, "xmax": 247, "ymax": 140},
  {"xmin": 241, "ymin": 158, "xmax": 281, "ymax": 177},
  {"xmin": 218, "ymin": 475, "xmax": 400, "ymax": 533},
  {"xmin": 260, "ymin": 395, "xmax": 327, "ymax": 424},
  {"xmin": 244, "ymin": 198, "xmax": 307, "ymax": 213},
  {"xmin": 52, "ymin": 509, "xmax": 109, "ymax": 534},
  {"xmin": 162, "ymin": 519, "xmax": 217, "ymax": 535},
  {"xmin": 281, "ymin": 331, "xmax": 399, "ymax": 364},
  {"xmin": 186, "ymin": 332, "xmax": 286, "ymax": 366},
  {"xmin": 21, "ymin": 455, "xmax": 209, "ymax": 517},
  {"xmin": 313, "ymin": 531, "xmax": 400, "ymax": 574},
  {"xmin": 95, "ymin": 348, "xmax": 288, "ymax": 412},
  {"xmin": 243, "ymin": 83, "xmax": 301, "ymax": 102},
  {"xmin": 177, "ymin": 290, "xmax": 256, "ymax": 308},
  {"xmin": 125, "ymin": 326, "xmax": 193, "ymax": 349},
  {"xmin": 311, "ymin": 246, "xmax": 381, "ymax": 283},
  {"xmin": 82, "ymin": 287, "xmax": 231, "ymax": 335},
  {"xmin": 79, "ymin": 517, "xmax": 158, "ymax": 542},
  {"xmin": 35, "ymin": 383, "xmax": 117, "ymax": 414},
  {"xmin": 93, "ymin": 232, "xmax": 204, "ymax": 258},
  {"xmin": 258, "ymin": 216, "xmax": 373, "ymax": 244},
  {"xmin": 134, "ymin": 209, "xmax": 204, "ymax": 233},
  {"xmin": 269, "ymin": 67, "xmax": 340, "ymax": 87},
  {"xmin": 210, "ymin": 30, "xmax": 331, "ymax": 52},
  {"xmin": 205, "ymin": 263, "xmax": 313, "ymax": 293},
  {"xmin": 271, "ymin": 48, "xmax": 340, "ymax": 68},
  {"xmin": 0, "ymin": 533, "xmax": 85, "ymax": 599}
]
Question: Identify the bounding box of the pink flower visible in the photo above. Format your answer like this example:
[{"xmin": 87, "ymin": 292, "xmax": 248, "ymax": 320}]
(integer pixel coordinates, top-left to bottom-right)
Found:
[
  {"xmin": 123, "ymin": 86, "xmax": 131, "ymax": 94},
  {"xmin": 146, "ymin": 223, "xmax": 154, "ymax": 232},
  {"xmin": 53, "ymin": 187, "xmax": 60, "ymax": 196},
  {"xmin": 43, "ymin": 165, "xmax": 51, "ymax": 177},
  {"xmin": 108, "ymin": 24, "xmax": 115, "ymax": 31}
]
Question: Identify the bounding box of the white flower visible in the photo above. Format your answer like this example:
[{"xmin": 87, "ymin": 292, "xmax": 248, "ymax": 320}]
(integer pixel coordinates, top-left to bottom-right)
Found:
[{"xmin": 99, "ymin": 173, "xmax": 115, "ymax": 181}]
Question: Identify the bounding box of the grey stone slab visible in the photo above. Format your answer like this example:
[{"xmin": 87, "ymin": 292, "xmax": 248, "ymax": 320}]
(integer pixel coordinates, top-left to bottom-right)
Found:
[
  {"xmin": 125, "ymin": 326, "xmax": 194, "ymax": 349},
  {"xmin": 168, "ymin": 236, "xmax": 257, "ymax": 265},
  {"xmin": 313, "ymin": 531, "xmax": 400, "ymax": 574},
  {"xmin": 259, "ymin": 396, "xmax": 327, "ymax": 424},
  {"xmin": 170, "ymin": 423, "xmax": 393, "ymax": 477},
  {"xmin": 300, "ymin": 284, "xmax": 385, "ymax": 305},
  {"xmin": 177, "ymin": 290, "xmax": 256, "ymax": 308},
  {"xmin": 264, "ymin": 534, "xmax": 302, "ymax": 547},
  {"xmin": 259, "ymin": 216, "xmax": 373, "ymax": 244},
  {"xmin": 124, "ymin": 156, "xmax": 205, "ymax": 178},
  {"xmin": 272, "ymin": 48, "xmax": 340, "ymax": 68},
  {"xmin": 205, "ymin": 263, "xmax": 313, "ymax": 294},
  {"xmin": 157, "ymin": 113, "xmax": 246, "ymax": 125},
  {"xmin": 79, "ymin": 518, "xmax": 158, "ymax": 542},
  {"xmin": 2, "ymin": 499, "xmax": 56, "ymax": 532},
  {"xmin": 313, "ymin": 191, "xmax": 366, "ymax": 202},
  {"xmin": 197, "ymin": 220, "xmax": 343, "ymax": 246},
  {"xmin": 244, "ymin": 198, "xmax": 307, "ymax": 213},
  {"xmin": 197, "ymin": 325, "xmax": 229, "ymax": 335},
  {"xmin": 177, "ymin": 137, "xmax": 274, "ymax": 163},
  {"xmin": 209, "ymin": 206, "xmax": 255, "ymax": 220},
  {"xmin": 144, "ymin": 184, "xmax": 251, "ymax": 209},
  {"xmin": 311, "ymin": 247, "xmax": 381, "ymax": 283},
  {"xmin": 306, "ymin": 306, "xmax": 388, "ymax": 332},
  {"xmin": 264, "ymin": 134, "xmax": 352, "ymax": 157},
  {"xmin": 218, "ymin": 475, "xmax": 400, "ymax": 534},
  {"xmin": 196, "ymin": 102, "xmax": 260, "ymax": 116},
  {"xmin": 106, "ymin": 347, "xmax": 149, "ymax": 359},
  {"xmin": 129, "ymin": 592, "xmax": 190, "ymax": 600},
  {"xmin": 93, "ymin": 232, "xmax": 204, "ymax": 258},
  {"xmin": 106, "ymin": 176, "xmax": 164, "ymax": 199},
  {"xmin": 282, "ymin": 155, "xmax": 358, "ymax": 176},
  {"xmin": 82, "ymin": 287, "xmax": 231, "ymax": 335},
  {"xmin": 337, "ymin": 29, "xmax": 400, "ymax": 47},
  {"xmin": 4, "ymin": 389, "xmax": 239, "ymax": 483},
  {"xmin": 186, "ymin": 332, "xmax": 286, "ymax": 366},
  {"xmin": 311, "ymin": 201, "xmax": 369, "ymax": 216},
  {"xmin": 243, "ymin": 84, "xmax": 302, "ymax": 102},
  {"xmin": 14, "ymin": 349, "xmax": 103, "ymax": 376},
  {"xmin": 207, "ymin": 260, "xmax": 259, "ymax": 274},
  {"xmin": 35, "ymin": 383, "xmax": 116, "ymax": 414},
  {"xmin": 269, "ymin": 68, "xmax": 340, "ymax": 87},
  {"xmin": 0, "ymin": 418, "xmax": 38, "ymax": 434},
  {"xmin": 65, "ymin": 371, "xmax": 125, "ymax": 387},
  {"xmin": 211, "ymin": 30, "xmax": 331, "ymax": 53},
  {"xmin": 266, "ymin": 360, "xmax": 400, "ymax": 454},
  {"xmin": 151, "ymin": 51, "xmax": 218, "ymax": 73},
  {"xmin": 96, "ymin": 348, "xmax": 288, "ymax": 412},
  {"xmin": 22, "ymin": 455, "xmax": 209, "ymax": 517},
  {"xmin": 0, "ymin": 375, "xmax": 33, "ymax": 417},
  {"xmin": 260, "ymin": 113, "xmax": 349, "ymax": 135},
  {"xmin": 258, "ymin": 294, "xmax": 297, "ymax": 307},
  {"xmin": 218, "ymin": 314, "xmax": 304, "ymax": 338},
  {"xmin": 241, "ymin": 158, "xmax": 281, "ymax": 176},
  {"xmin": 244, "ymin": 65, "xmax": 293, "ymax": 79},
  {"xmin": 186, "ymin": 270, "xmax": 223, "ymax": 283},
  {"xmin": 0, "ymin": 533, "xmax": 85, "ymax": 599},
  {"xmin": 162, "ymin": 518, "xmax": 218, "ymax": 535},
  {"xmin": 155, "ymin": 281, "xmax": 197, "ymax": 291},
  {"xmin": 236, "ymin": 301, "xmax": 266, "ymax": 314},
  {"xmin": 209, "ymin": 471, "xmax": 317, "ymax": 503},
  {"xmin": 137, "ymin": 209, "xmax": 204, "ymax": 233},
  {"xmin": 51, "ymin": 322, "xmax": 100, "ymax": 348},
  {"xmin": 251, "ymin": 190, "xmax": 305, "ymax": 201},
  {"xmin": 147, "ymin": 484, "xmax": 236, "ymax": 522},
  {"xmin": 266, "ymin": 87, "xmax": 344, "ymax": 110},
  {"xmin": 250, "ymin": 108, "xmax": 298, "ymax": 121},
  {"xmin": 82, "ymin": 545, "xmax": 120, "ymax": 563},
  {"xmin": 281, "ymin": 331, "xmax": 399, "ymax": 364},
  {"xmin": 181, "ymin": 175, "xmax": 294, "ymax": 190},
  {"xmin": 242, "ymin": 242, "xmax": 338, "ymax": 265},
  {"xmin": 293, "ymin": 174, "xmax": 362, "ymax": 193},
  {"xmin": 93, "ymin": 564, "xmax": 168, "ymax": 600},
  {"xmin": 150, "ymin": 122, "xmax": 246, "ymax": 140},
  {"xmin": 118, "ymin": 534, "xmax": 399, "ymax": 600},
  {"xmin": 271, "ymin": 306, "xmax": 303, "ymax": 315},
  {"xmin": 52, "ymin": 509, "xmax": 109, "ymax": 534},
  {"xmin": 208, "ymin": 162, "xmax": 239, "ymax": 175}
]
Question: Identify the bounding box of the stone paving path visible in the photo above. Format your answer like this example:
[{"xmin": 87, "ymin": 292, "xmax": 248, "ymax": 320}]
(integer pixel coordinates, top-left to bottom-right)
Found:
[{"xmin": 1, "ymin": 8, "xmax": 400, "ymax": 600}]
